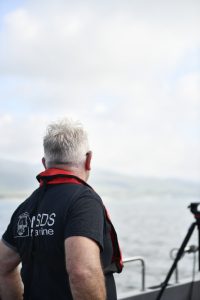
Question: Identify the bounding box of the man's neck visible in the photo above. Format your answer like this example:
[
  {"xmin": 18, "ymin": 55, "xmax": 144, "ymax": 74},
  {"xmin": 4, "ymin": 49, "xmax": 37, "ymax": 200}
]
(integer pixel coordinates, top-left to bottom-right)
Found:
[{"xmin": 47, "ymin": 164, "xmax": 88, "ymax": 182}]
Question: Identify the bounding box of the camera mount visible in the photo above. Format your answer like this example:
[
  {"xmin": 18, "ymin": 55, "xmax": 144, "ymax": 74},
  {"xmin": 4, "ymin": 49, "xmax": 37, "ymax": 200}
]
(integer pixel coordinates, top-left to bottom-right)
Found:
[{"xmin": 156, "ymin": 202, "xmax": 200, "ymax": 300}]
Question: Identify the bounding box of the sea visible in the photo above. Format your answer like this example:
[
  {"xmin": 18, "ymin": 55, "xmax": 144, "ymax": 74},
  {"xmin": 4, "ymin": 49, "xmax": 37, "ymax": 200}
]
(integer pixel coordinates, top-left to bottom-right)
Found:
[{"xmin": 0, "ymin": 179, "xmax": 200, "ymax": 297}]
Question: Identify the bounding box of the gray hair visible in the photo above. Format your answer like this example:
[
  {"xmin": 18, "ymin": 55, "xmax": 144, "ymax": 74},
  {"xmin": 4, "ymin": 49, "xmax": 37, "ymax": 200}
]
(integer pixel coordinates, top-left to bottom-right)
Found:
[{"xmin": 43, "ymin": 118, "xmax": 89, "ymax": 168}]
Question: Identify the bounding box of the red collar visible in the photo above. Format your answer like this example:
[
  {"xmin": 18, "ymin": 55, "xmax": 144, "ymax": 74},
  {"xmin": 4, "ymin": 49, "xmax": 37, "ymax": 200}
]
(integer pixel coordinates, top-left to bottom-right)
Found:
[{"xmin": 36, "ymin": 168, "xmax": 88, "ymax": 187}]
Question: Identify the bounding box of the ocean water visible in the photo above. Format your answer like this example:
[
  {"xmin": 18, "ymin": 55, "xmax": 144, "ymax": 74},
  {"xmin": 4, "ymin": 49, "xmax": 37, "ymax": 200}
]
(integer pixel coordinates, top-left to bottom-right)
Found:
[
  {"xmin": 0, "ymin": 190, "xmax": 200, "ymax": 297},
  {"xmin": 104, "ymin": 193, "xmax": 200, "ymax": 295}
]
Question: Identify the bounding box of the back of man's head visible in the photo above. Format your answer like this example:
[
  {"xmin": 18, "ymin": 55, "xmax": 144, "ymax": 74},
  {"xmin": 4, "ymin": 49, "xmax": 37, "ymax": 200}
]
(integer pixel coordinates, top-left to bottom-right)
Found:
[{"xmin": 43, "ymin": 118, "xmax": 89, "ymax": 168}]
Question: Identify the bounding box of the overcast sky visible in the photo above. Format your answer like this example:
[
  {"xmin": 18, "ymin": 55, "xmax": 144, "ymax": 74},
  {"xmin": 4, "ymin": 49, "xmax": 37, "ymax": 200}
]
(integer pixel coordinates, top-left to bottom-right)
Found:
[{"xmin": 0, "ymin": 0, "xmax": 200, "ymax": 182}]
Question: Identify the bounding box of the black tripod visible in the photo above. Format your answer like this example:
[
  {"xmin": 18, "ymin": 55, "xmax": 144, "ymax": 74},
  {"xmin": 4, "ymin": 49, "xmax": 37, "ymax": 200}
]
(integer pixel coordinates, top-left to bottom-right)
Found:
[{"xmin": 155, "ymin": 203, "xmax": 200, "ymax": 300}]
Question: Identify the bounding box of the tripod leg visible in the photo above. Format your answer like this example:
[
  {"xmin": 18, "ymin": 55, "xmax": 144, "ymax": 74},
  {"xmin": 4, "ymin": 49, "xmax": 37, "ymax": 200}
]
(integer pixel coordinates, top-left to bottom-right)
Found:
[
  {"xmin": 198, "ymin": 224, "xmax": 200, "ymax": 271},
  {"xmin": 156, "ymin": 222, "xmax": 196, "ymax": 300}
]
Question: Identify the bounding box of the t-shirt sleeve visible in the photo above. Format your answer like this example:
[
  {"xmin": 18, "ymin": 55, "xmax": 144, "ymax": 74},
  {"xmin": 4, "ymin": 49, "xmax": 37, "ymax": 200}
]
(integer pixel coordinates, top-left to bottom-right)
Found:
[
  {"xmin": 64, "ymin": 190, "xmax": 105, "ymax": 250},
  {"xmin": 2, "ymin": 215, "xmax": 18, "ymax": 252}
]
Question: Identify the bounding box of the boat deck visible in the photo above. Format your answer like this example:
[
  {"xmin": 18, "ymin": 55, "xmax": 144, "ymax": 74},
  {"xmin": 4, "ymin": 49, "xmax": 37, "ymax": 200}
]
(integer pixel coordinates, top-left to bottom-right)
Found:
[{"xmin": 119, "ymin": 278, "xmax": 200, "ymax": 300}]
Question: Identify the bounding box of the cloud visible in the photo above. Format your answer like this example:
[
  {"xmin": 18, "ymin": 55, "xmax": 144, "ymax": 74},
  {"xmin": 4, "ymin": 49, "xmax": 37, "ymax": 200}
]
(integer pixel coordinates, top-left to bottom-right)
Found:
[
  {"xmin": 1, "ymin": 0, "xmax": 199, "ymax": 78},
  {"xmin": 0, "ymin": 0, "xmax": 200, "ymax": 181}
]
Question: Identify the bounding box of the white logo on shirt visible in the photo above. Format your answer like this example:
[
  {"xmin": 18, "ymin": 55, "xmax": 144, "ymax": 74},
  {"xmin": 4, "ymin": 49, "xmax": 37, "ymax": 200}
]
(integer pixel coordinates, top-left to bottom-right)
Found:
[
  {"xmin": 15, "ymin": 212, "xmax": 56, "ymax": 238},
  {"xmin": 17, "ymin": 212, "xmax": 31, "ymax": 237}
]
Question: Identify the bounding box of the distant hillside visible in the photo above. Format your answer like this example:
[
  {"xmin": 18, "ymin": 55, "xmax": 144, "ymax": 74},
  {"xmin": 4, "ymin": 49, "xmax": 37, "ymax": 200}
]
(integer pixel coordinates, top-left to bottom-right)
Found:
[
  {"xmin": 90, "ymin": 169, "xmax": 200, "ymax": 199},
  {"xmin": 0, "ymin": 159, "xmax": 200, "ymax": 199},
  {"xmin": 0, "ymin": 159, "xmax": 41, "ymax": 198}
]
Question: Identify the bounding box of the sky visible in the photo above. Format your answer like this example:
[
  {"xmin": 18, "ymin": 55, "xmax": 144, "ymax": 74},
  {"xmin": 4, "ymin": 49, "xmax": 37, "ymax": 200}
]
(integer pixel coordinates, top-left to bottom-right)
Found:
[{"xmin": 0, "ymin": 0, "xmax": 200, "ymax": 182}]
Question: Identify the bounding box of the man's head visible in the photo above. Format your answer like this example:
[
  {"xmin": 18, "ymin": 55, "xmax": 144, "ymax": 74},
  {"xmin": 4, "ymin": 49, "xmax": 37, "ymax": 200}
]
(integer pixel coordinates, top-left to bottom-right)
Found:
[{"xmin": 42, "ymin": 118, "xmax": 92, "ymax": 180}]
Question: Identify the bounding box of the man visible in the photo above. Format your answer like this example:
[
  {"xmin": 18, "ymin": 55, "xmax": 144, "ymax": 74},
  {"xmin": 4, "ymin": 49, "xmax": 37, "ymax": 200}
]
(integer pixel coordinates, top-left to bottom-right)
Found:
[{"xmin": 0, "ymin": 118, "xmax": 123, "ymax": 300}]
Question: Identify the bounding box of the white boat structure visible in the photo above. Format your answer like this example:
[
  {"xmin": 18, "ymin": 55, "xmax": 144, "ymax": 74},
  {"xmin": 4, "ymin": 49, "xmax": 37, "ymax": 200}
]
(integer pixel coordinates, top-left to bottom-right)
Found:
[
  {"xmin": 119, "ymin": 249, "xmax": 200, "ymax": 300},
  {"xmin": 119, "ymin": 278, "xmax": 200, "ymax": 300}
]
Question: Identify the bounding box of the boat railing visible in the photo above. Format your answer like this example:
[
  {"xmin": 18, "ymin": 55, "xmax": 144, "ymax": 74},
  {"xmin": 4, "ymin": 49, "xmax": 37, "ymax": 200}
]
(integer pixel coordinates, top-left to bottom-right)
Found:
[
  {"xmin": 169, "ymin": 244, "xmax": 198, "ymax": 284},
  {"xmin": 123, "ymin": 256, "xmax": 146, "ymax": 291}
]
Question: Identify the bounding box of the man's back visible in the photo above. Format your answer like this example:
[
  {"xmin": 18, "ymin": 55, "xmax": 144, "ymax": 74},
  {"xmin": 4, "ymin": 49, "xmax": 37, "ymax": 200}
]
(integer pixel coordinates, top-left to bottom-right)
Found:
[{"xmin": 2, "ymin": 171, "xmax": 117, "ymax": 299}]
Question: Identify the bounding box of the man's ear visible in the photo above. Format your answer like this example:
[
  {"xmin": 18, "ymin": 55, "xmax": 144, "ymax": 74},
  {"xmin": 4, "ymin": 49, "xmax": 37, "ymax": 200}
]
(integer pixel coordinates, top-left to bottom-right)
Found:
[
  {"xmin": 42, "ymin": 157, "xmax": 47, "ymax": 169},
  {"xmin": 85, "ymin": 151, "xmax": 92, "ymax": 171}
]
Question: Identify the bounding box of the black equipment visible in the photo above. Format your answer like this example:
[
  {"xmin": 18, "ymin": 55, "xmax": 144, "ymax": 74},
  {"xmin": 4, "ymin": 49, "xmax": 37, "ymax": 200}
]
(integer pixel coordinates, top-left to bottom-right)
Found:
[{"xmin": 155, "ymin": 202, "xmax": 200, "ymax": 300}]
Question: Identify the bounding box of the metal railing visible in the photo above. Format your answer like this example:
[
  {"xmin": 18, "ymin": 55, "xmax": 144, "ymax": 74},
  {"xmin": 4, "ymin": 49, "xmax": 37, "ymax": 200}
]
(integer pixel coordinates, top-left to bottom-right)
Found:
[
  {"xmin": 123, "ymin": 256, "xmax": 146, "ymax": 291},
  {"xmin": 169, "ymin": 244, "xmax": 198, "ymax": 284}
]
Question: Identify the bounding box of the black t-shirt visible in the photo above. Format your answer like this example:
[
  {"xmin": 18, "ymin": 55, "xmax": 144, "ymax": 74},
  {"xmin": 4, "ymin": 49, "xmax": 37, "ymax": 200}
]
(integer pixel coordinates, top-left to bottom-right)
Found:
[{"xmin": 2, "ymin": 183, "xmax": 117, "ymax": 300}]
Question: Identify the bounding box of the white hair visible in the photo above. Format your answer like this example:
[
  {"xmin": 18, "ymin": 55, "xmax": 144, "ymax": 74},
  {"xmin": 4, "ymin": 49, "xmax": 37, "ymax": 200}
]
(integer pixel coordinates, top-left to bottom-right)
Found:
[{"xmin": 43, "ymin": 118, "xmax": 89, "ymax": 168}]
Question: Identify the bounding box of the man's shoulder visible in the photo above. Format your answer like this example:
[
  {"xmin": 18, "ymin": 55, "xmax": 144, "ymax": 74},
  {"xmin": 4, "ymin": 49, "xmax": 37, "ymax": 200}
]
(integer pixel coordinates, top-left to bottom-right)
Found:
[
  {"xmin": 11, "ymin": 188, "xmax": 40, "ymax": 213},
  {"xmin": 73, "ymin": 185, "xmax": 104, "ymax": 211}
]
